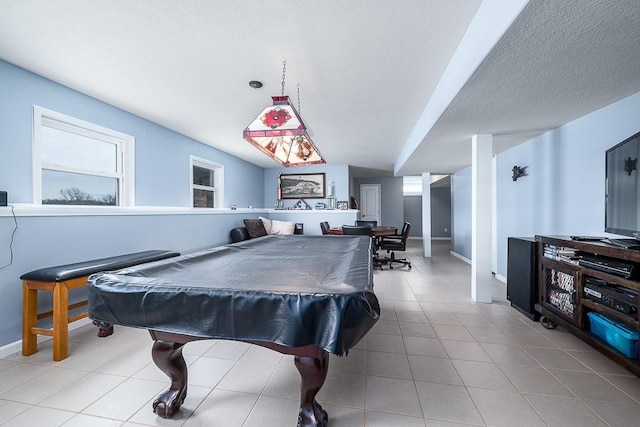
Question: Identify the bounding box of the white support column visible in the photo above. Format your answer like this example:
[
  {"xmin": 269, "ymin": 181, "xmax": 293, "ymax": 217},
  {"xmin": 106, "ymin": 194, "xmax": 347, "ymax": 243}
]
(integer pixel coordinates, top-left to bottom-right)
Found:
[
  {"xmin": 471, "ymin": 134, "xmax": 493, "ymax": 303},
  {"xmin": 422, "ymin": 173, "xmax": 432, "ymax": 258}
]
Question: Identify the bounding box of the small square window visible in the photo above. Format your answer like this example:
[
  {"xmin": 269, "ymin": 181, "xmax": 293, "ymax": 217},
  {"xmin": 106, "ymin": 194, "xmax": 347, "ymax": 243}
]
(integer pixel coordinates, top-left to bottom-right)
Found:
[{"xmin": 191, "ymin": 156, "xmax": 223, "ymax": 208}]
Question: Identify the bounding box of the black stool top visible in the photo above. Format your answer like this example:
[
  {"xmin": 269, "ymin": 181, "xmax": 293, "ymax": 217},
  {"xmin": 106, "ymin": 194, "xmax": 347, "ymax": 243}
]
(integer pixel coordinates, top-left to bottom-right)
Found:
[{"xmin": 20, "ymin": 250, "xmax": 180, "ymax": 282}]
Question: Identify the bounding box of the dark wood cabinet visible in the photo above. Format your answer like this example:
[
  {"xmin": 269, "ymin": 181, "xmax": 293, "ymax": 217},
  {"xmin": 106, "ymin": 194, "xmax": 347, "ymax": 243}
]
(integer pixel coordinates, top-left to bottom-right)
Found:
[{"xmin": 535, "ymin": 235, "xmax": 640, "ymax": 376}]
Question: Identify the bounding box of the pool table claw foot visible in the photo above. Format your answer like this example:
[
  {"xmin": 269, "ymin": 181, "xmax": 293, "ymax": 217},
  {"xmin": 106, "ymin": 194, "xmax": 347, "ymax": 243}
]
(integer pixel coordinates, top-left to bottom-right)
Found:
[
  {"xmin": 92, "ymin": 320, "xmax": 114, "ymax": 337},
  {"xmin": 297, "ymin": 401, "xmax": 328, "ymax": 427},
  {"xmin": 153, "ymin": 388, "xmax": 185, "ymax": 418},
  {"xmin": 295, "ymin": 352, "xmax": 329, "ymax": 427},
  {"xmin": 151, "ymin": 340, "xmax": 188, "ymax": 419}
]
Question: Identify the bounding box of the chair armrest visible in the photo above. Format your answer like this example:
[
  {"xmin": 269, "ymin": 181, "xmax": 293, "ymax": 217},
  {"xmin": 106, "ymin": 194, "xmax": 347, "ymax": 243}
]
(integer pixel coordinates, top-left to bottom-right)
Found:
[{"xmin": 380, "ymin": 235, "xmax": 403, "ymax": 242}]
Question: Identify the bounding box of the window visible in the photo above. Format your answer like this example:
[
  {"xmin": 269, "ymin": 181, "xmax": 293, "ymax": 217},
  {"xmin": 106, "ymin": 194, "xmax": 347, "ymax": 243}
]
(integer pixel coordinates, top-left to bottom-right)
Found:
[
  {"xmin": 191, "ymin": 156, "xmax": 223, "ymax": 208},
  {"xmin": 403, "ymin": 176, "xmax": 423, "ymax": 196},
  {"xmin": 33, "ymin": 106, "xmax": 135, "ymax": 206}
]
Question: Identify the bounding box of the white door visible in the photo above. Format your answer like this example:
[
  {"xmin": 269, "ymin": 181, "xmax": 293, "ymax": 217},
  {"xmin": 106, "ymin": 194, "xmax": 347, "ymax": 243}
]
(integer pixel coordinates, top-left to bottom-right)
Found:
[{"xmin": 360, "ymin": 184, "xmax": 381, "ymax": 224}]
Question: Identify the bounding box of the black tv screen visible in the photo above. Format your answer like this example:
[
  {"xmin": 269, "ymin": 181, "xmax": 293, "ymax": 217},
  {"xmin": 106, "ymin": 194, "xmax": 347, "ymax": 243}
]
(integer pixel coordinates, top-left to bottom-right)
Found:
[{"xmin": 605, "ymin": 130, "xmax": 640, "ymax": 238}]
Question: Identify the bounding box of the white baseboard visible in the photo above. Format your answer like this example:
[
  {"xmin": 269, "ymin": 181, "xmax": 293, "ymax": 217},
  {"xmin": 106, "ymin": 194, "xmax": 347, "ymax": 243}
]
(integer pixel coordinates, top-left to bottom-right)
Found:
[
  {"xmin": 407, "ymin": 237, "xmax": 451, "ymax": 240},
  {"xmin": 450, "ymin": 251, "xmax": 471, "ymax": 264},
  {"xmin": 495, "ymin": 273, "xmax": 507, "ymax": 283},
  {"xmin": 0, "ymin": 318, "xmax": 92, "ymax": 359}
]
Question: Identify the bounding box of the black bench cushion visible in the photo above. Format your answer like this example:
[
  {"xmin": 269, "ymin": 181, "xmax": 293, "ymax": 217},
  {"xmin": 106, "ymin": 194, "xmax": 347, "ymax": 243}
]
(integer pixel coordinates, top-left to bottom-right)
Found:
[{"xmin": 20, "ymin": 250, "xmax": 180, "ymax": 282}]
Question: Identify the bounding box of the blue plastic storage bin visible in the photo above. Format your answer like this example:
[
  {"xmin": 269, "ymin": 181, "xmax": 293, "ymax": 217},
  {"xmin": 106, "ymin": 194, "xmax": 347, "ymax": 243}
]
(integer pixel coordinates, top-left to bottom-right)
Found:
[{"xmin": 587, "ymin": 311, "xmax": 639, "ymax": 359}]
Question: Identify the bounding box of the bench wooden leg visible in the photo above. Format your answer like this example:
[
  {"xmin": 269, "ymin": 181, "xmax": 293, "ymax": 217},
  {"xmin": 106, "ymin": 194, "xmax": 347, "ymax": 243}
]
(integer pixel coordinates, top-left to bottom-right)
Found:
[
  {"xmin": 52, "ymin": 282, "xmax": 69, "ymax": 361},
  {"xmin": 22, "ymin": 283, "xmax": 38, "ymax": 356}
]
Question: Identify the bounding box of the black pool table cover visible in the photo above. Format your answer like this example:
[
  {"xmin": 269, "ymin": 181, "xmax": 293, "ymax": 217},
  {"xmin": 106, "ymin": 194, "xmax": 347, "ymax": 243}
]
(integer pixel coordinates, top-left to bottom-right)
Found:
[{"xmin": 88, "ymin": 235, "xmax": 380, "ymax": 355}]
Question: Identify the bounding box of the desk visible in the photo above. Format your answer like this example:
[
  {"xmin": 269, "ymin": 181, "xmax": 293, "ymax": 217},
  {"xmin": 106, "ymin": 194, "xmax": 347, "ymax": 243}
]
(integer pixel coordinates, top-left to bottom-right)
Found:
[
  {"xmin": 88, "ymin": 236, "xmax": 379, "ymax": 426},
  {"xmin": 328, "ymin": 225, "xmax": 397, "ymax": 237}
]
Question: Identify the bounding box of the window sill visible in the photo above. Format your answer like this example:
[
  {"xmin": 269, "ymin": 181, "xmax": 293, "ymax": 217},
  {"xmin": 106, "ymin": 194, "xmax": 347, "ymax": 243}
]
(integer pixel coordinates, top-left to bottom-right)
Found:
[
  {"xmin": 0, "ymin": 204, "xmax": 268, "ymax": 217},
  {"xmin": 0, "ymin": 205, "xmax": 360, "ymax": 217}
]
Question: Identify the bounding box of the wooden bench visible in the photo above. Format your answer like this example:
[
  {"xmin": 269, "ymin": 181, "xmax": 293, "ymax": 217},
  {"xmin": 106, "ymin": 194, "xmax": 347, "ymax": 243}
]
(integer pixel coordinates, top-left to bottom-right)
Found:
[{"xmin": 21, "ymin": 250, "xmax": 180, "ymax": 361}]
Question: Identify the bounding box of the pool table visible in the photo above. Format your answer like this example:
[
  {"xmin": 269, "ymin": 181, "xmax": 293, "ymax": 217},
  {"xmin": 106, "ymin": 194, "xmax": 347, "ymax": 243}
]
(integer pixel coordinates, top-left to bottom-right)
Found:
[{"xmin": 88, "ymin": 235, "xmax": 379, "ymax": 426}]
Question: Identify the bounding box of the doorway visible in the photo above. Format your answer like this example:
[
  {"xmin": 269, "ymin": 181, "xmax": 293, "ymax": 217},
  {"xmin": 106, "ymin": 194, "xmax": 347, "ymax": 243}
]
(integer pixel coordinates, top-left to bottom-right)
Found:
[{"xmin": 360, "ymin": 184, "xmax": 381, "ymax": 224}]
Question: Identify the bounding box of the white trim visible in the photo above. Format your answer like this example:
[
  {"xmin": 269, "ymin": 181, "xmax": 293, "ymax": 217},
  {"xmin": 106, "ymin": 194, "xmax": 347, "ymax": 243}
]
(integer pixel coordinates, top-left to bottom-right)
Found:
[
  {"xmin": 494, "ymin": 273, "xmax": 507, "ymax": 283},
  {"xmin": 450, "ymin": 250, "xmax": 471, "ymax": 265},
  {"xmin": 0, "ymin": 204, "xmax": 360, "ymax": 217},
  {"xmin": 0, "ymin": 318, "xmax": 92, "ymax": 359},
  {"xmin": 32, "ymin": 105, "xmax": 135, "ymax": 206}
]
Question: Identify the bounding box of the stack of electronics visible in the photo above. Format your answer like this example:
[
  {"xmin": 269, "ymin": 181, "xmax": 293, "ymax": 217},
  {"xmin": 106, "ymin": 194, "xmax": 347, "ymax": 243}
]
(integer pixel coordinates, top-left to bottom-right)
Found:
[
  {"xmin": 578, "ymin": 253, "xmax": 636, "ymax": 280},
  {"xmin": 583, "ymin": 278, "xmax": 638, "ymax": 319}
]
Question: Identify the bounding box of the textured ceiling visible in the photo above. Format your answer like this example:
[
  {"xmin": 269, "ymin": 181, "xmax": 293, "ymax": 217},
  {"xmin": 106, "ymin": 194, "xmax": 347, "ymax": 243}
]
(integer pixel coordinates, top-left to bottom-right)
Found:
[
  {"xmin": 397, "ymin": 0, "xmax": 640, "ymax": 175},
  {"xmin": 0, "ymin": 0, "xmax": 639, "ymax": 177}
]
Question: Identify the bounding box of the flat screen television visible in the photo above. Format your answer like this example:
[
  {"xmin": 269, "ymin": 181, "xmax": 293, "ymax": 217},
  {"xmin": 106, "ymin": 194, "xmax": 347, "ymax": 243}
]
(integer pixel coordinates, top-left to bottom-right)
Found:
[{"xmin": 605, "ymin": 130, "xmax": 640, "ymax": 240}]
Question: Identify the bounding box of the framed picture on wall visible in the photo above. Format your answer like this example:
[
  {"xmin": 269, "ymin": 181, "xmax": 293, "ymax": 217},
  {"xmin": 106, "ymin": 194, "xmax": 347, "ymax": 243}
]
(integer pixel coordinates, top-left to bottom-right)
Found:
[
  {"xmin": 336, "ymin": 200, "xmax": 349, "ymax": 210},
  {"xmin": 279, "ymin": 173, "xmax": 326, "ymax": 199}
]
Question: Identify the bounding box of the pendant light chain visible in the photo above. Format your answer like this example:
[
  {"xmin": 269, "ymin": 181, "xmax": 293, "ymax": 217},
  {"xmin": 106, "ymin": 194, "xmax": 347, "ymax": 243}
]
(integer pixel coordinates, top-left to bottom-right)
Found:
[
  {"xmin": 280, "ymin": 60, "xmax": 287, "ymax": 96},
  {"xmin": 297, "ymin": 84, "xmax": 301, "ymax": 113}
]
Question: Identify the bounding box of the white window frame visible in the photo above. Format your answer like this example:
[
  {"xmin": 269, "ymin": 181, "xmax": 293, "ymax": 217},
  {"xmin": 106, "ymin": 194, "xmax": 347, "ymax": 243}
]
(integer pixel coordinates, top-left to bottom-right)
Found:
[
  {"xmin": 32, "ymin": 106, "xmax": 135, "ymax": 207},
  {"xmin": 190, "ymin": 156, "xmax": 224, "ymax": 208}
]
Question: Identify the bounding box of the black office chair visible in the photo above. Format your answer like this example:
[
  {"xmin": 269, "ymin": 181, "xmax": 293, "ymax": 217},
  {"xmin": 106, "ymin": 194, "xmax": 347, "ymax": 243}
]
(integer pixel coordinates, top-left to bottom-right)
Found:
[
  {"xmin": 341, "ymin": 225, "xmax": 372, "ymax": 235},
  {"xmin": 342, "ymin": 225, "xmax": 386, "ymax": 269},
  {"xmin": 320, "ymin": 221, "xmax": 330, "ymax": 235},
  {"xmin": 355, "ymin": 220, "xmax": 377, "ymax": 227},
  {"xmin": 378, "ymin": 222, "xmax": 412, "ymax": 269}
]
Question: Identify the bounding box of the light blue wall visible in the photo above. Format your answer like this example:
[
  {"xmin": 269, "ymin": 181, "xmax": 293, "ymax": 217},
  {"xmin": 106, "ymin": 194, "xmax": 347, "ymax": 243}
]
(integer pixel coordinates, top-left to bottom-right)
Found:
[
  {"xmin": 263, "ymin": 164, "xmax": 350, "ymax": 210},
  {"xmin": 0, "ymin": 59, "xmax": 264, "ymax": 207},
  {"xmin": 451, "ymin": 91, "xmax": 640, "ymax": 273},
  {"xmin": 0, "ymin": 212, "xmax": 252, "ymax": 346},
  {"xmin": 403, "ymin": 196, "xmax": 423, "ymax": 237},
  {"xmin": 353, "ymin": 176, "xmax": 404, "ymax": 228},
  {"xmin": 495, "ymin": 91, "xmax": 640, "ymax": 277},
  {"xmin": 0, "ymin": 59, "xmax": 271, "ymax": 348},
  {"xmin": 452, "ymin": 166, "xmax": 472, "ymax": 260},
  {"xmin": 431, "ymin": 187, "xmax": 452, "ymax": 238},
  {"xmin": 403, "ymin": 187, "xmax": 452, "ymax": 238}
]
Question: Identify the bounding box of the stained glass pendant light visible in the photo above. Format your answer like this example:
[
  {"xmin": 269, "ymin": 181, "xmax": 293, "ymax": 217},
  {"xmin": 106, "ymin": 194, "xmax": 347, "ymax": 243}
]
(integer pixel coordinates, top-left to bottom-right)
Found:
[{"xmin": 243, "ymin": 61, "xmax": 325, "ymax": 167}]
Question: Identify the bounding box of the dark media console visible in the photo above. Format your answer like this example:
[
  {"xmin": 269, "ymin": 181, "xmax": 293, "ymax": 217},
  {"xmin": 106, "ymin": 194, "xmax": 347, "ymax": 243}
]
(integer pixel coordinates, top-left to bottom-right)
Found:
[
  {"xmin": 535, "ymin": 235, "xmax": 640, "ymax": 376},
  {"xmin": 606, "ymin": 238, "xmax": 640, "ymax": 250}
]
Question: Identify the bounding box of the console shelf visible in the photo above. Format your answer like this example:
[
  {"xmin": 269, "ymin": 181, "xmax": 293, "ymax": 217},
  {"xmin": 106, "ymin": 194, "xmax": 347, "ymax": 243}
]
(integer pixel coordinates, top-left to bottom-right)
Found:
[{"xmin": 535, "ymin": 235, "xmax": 640, "ymax": 376}]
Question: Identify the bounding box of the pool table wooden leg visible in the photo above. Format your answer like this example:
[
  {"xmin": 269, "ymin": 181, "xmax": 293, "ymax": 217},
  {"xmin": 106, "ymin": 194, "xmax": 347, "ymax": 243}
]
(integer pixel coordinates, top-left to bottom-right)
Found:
[
  {"xmin": 294, "ymin": 352, "xmax": 329, "ymax": 427},
  {"xmin": 151, "ymin": 341, "xmax": 188, "ymax": 418}
]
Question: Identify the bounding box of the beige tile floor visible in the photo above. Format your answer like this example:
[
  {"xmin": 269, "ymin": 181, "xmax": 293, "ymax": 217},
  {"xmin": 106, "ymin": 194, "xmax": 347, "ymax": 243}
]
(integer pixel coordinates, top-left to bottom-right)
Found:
[{"xmin": 2, "ymin": 239, "xmax": 640, "ymax": 426}]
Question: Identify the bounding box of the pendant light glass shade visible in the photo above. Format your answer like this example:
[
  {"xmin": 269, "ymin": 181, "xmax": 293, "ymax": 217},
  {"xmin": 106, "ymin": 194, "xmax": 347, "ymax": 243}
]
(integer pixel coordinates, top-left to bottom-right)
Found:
[{"xmin": 243, "ymin": 96, "xmax": 325, "ymax": 167}]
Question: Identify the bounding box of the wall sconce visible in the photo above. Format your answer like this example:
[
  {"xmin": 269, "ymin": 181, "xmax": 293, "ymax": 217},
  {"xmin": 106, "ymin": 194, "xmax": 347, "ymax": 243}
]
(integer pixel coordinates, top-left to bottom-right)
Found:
[
  {"xmin": 512, "ymin": 165, "xmax": 527, "ymax": 181},
  {"xmin": 625, "ymin": 157, "xmax": 637, "ymax": 175}
]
